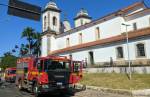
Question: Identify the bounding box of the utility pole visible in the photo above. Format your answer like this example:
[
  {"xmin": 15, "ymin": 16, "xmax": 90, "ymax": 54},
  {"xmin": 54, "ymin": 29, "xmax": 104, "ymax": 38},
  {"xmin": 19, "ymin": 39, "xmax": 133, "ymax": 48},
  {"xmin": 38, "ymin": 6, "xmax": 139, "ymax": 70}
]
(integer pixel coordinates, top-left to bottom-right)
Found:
[{"xmin": 122, "ymin": 23, "xmax": 131, "ymax": 80}]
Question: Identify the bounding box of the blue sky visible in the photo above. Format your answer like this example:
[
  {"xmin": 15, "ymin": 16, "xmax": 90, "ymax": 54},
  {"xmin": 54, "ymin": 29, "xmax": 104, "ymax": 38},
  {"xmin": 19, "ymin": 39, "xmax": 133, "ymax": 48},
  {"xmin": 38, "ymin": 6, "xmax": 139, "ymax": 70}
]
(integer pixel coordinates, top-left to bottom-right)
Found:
[{"xmin": 0, "ymin": 0, "xmax": 150, "ymax": 56}]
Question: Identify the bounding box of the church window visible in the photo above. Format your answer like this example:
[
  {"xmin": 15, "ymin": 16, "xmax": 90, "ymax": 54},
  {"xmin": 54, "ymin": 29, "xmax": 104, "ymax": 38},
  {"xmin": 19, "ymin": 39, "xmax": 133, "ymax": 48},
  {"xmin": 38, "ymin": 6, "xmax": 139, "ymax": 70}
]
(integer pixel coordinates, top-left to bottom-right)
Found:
[
  {"xmin": 149, "ymin": 17, "xmax": 150, "ymax": 26},
  {"xmin": 81, "ymin": 19, "xmax": 83, "ymax": 25},
  {"xmin": 79, "ymin": 33, "xmax": 82, "ymax": 44},
  {"xmin": 116, "ymin": 46, "xmax": 124, "ymax": 58},
  {"xmin": 95, "ymin": 27, "xmax": 100, "ymax": 40},
  {"xmin": 133, "ymin": 22, "xmax": 137, "ymax": 30},
  {"xmin": 44, "ymin": 16, "xmax": 47, "ymax": 29},
  {"xmin": 66, "ymin": 38, "xmax": 70, "ymax": 47},
  {"xmin": 136, "ymin": 43, "xmax": 146, "ymax": 57},
  {"xmin": 53, "ymin": 16, "xmax": 57, "ymax": 26}
]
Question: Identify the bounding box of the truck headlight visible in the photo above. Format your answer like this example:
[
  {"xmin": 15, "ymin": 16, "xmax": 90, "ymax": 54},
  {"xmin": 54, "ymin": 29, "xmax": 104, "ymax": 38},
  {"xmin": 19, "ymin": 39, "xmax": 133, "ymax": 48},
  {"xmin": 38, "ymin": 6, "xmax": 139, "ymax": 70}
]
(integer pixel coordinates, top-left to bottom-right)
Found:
[{"xmin": 42, "ymin": 85, "xmax": 49, "ymax": 88}]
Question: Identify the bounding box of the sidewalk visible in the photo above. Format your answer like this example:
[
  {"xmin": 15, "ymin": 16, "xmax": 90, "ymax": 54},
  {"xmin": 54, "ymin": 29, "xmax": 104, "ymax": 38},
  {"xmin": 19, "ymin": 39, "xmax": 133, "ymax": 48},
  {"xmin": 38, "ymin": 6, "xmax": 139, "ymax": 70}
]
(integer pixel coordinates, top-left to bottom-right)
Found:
[{"xmin": 76, "ymin": 84, "xmax": 150, "ymax": 97}]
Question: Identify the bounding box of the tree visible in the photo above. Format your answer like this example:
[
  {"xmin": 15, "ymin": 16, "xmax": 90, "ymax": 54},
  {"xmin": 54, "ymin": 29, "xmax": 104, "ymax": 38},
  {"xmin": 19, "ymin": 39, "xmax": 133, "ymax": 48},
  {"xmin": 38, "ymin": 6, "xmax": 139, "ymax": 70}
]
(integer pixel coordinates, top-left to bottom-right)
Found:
[
  {"xmin": 21, "ymin": 27, "xmax": 41, "ymax": 56},
  {"xmin": 33, "ymin": 32, "xmax": 41, "ymax": 56},
  {"xmin": 1, "ymin": 53, "xmax": 17, "ymax": 69},
  {"xmin": 21, "ymin": 27, "xmax": 35, "ymax": 54},
  {"xmin": 20, "ymin": 44, "xmax": 28, "ymax": 56}
]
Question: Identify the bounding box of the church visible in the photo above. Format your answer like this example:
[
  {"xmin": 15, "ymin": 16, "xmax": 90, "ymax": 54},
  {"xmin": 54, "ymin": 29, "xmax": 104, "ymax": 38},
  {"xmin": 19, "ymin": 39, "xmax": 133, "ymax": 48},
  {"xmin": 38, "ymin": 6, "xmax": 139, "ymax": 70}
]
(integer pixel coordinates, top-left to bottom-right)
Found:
[{"xmin": 41, "ymin": 1, "xmax": 150, "ymax": 66}]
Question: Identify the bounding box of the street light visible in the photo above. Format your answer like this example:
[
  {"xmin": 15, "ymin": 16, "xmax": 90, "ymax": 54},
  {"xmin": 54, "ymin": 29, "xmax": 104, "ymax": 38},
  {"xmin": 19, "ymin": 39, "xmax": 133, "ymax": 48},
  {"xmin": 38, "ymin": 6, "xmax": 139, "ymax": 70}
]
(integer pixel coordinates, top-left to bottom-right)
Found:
[{"xmin": 122, "ymin": 23, "xmax": 131, "ymax": 80}]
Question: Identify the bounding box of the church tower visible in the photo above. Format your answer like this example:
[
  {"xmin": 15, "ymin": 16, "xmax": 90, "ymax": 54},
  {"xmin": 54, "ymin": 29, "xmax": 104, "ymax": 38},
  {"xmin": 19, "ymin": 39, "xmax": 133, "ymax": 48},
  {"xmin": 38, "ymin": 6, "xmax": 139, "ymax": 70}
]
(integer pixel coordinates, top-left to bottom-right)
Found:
[
  {"xmin": 42, "ymin": 1, "xmax": 61, "ymax": 33},
  {"xmin": 41, "ymin": 1, "xmax": 61, "ymax": 57},
  {"xmin": 74, "ymin": 8, "xmax": 92, "ymax": 27}
]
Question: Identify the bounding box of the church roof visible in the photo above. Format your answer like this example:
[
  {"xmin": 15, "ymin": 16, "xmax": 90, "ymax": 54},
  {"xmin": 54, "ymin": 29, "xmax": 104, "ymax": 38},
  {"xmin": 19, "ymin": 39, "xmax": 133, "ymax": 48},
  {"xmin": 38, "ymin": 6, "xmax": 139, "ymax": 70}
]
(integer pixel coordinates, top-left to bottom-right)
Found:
[
  {"xmin": 43, "ymin": 1, "xmax": 61, "ymax": 13},
  {"xmin": 56, "ymin": 1, "xmax": 148, "ymax": 37},
  {"xmin": 74, "ymin": 8, "xmax": 92, "ymax": 20}
]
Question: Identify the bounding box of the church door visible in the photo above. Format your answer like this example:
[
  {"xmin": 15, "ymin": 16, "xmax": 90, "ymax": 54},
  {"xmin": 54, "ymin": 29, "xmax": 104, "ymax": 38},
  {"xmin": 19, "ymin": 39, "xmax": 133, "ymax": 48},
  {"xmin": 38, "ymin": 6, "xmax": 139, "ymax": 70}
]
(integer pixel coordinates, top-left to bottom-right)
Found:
[{"xmin": 88, "ymin": 51, "xmax": 94, "ymax": 65}]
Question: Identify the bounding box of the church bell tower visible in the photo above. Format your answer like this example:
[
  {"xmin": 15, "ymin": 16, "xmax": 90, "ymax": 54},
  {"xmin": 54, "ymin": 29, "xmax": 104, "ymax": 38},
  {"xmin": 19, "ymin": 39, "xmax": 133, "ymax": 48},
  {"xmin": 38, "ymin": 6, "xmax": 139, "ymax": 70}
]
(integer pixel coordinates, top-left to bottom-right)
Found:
[{"xmin": 41, "ymin": 1, "xmax": 61, "ymax": 57}]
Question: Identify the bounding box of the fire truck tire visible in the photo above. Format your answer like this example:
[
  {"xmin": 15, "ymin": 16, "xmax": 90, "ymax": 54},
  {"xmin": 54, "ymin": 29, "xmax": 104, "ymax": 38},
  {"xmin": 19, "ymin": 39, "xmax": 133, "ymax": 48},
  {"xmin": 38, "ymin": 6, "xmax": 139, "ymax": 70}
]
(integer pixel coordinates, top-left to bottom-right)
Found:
[
  {"xmin": 82, "ymin": 85, "xmax": 86, "ymax": 90},
  {"xmin": 18, "ymin": 81, "xmax": 23, "ymax": 91},
  {"xmin": 33, "ymin": 83, "xmax": 40, "ymax": 97}
]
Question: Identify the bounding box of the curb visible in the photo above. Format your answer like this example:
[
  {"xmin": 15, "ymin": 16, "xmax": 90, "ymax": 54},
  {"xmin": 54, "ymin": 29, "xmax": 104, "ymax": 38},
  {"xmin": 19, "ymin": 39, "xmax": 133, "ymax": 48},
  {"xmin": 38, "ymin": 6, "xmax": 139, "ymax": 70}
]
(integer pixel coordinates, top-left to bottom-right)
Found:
[
  {"xmin": 76, "ymin": 84, "xmax": 150, "ymax": 97},
  {"xmin": 132, "ymin": 89, "xmax": 150, "ymax": 97}
]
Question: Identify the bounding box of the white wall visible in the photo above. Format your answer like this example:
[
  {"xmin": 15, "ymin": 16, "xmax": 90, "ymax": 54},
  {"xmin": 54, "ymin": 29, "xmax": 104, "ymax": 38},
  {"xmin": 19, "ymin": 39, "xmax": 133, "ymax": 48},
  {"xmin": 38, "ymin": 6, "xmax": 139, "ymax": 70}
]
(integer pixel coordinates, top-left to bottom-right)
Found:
[
  {"xmin": 59, "ymin": 38, "xmax": 150, "ymax": 64},
  {"xmin": 55, "ymin": 17, "xmax": 124, "ymax": 51},
  {"xmin": 50, "ymin": 35, "xmax": 58, "ymax": 51},
  {"xmin": 54, "ymin": 14, "xmax": 150, "ymax": 53},
  {"xmin": 124, "ymin": 15, "xmax": 150, "ymax": 32},
  {"xmin": 75, "ymin": 18, "xmax": 91, "ymax": 27},
  {"xmin": 41, "ymin": 35, "xmax": 48, "ymax": 57}
]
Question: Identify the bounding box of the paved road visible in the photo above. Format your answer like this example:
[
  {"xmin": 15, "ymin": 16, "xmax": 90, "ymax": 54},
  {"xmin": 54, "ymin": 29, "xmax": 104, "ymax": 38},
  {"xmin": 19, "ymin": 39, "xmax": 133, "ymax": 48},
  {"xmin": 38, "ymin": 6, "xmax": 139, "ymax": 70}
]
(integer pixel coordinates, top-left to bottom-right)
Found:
[{"xmin": 0, "ymin": 82, "xmax": 130, "ymax": 97}]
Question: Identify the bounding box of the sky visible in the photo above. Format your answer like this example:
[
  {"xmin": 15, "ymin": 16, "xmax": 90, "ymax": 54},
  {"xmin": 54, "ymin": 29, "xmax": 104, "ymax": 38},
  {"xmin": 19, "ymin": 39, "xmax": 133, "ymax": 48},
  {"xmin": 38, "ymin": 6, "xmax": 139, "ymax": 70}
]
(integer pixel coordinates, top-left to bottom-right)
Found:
[{"xmin": 0, "ymin": 0, "xmax": 150, "ymax": 56}]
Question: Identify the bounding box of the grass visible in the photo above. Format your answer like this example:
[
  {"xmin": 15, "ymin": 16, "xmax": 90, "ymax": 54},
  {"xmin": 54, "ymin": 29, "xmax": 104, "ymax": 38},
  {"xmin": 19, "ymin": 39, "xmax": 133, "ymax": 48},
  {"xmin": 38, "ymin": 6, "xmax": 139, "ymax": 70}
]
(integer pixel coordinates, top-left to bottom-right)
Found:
[{"xmin": 80, "ymin": 73, "xmax": 150, "ymax": 90}]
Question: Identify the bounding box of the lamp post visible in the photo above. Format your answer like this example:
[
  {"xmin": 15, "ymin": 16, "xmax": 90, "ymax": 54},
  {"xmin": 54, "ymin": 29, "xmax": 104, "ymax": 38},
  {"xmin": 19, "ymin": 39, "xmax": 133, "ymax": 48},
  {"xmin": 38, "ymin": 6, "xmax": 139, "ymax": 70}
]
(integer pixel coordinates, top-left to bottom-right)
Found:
[{"xmin": 122, "ymin": 23, "xmax": 131, "ymax": 80}]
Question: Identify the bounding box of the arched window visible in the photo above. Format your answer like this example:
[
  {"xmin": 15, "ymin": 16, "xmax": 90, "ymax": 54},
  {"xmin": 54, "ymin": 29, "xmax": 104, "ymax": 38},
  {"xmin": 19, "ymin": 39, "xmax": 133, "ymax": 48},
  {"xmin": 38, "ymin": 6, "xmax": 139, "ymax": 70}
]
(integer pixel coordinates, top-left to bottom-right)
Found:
[
  {"xmin": 95, "ymin": 27, "xmax": 100, "ymax": 40},
  {"xmin": 149, "ymin": 17, "xmax": 150, "ymax": 26},
  {"xmin": 79, "ymin": 33, "xmax": 82, "ymax": 44},
  {"xmin": 66, "ymin": 38, "xmax": 70, "ymax": 47},
  {"xmin": 136, "ymin": 43, "xmax": 145, "ymax": 57},
  {"xmin": 116, "ymin": 46, "xmax": 124, "ymax": 58},
  {"xmin": 81, "ymin": 19, "xmax": 83, "ymax": 25},
  {"xmin": 53, "ymin": 16, "xmax": 57, "ymax": 26},
  {"xmin": 44, "ymin": 16, "xmax": 47, "ymax": 29}
]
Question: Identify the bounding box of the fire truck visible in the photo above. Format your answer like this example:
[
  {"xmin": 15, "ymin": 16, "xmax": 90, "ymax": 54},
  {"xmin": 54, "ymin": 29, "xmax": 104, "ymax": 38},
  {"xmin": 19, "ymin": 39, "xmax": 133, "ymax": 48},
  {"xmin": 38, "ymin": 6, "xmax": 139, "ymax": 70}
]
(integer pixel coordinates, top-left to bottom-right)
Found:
[
  {"xmin": 16, "ymin": 55, "xmax": 83, "ymax": 97},
  {"xmin": 4, "ymin": 67, "xmax": 16, "ymax": 82}
]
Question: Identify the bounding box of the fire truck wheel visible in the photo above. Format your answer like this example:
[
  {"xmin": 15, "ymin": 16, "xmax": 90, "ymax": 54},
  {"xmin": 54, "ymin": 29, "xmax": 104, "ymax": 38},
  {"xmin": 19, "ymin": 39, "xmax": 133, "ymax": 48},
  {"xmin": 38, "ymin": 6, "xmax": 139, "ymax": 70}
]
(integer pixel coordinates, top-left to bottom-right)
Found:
[
  {"xmin": 33, "ymin": 83, "xmax": 40, "ymax": 97},
  {"xmin": 18, "ymin": 81, "xmax": 23, "ymax": 91}
]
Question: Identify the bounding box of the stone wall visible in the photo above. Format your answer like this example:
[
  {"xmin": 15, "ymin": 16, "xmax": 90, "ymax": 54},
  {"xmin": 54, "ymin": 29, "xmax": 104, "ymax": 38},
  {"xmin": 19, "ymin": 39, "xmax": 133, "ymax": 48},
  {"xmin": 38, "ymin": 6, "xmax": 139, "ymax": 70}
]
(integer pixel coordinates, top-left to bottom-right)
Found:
[
  {"xmin": 84, "ymin": 66, "xmax": 150, "ymax": 74},
  {"xmin": 93, "ymin": 59, "xmax": 150, "ymax": 67}
]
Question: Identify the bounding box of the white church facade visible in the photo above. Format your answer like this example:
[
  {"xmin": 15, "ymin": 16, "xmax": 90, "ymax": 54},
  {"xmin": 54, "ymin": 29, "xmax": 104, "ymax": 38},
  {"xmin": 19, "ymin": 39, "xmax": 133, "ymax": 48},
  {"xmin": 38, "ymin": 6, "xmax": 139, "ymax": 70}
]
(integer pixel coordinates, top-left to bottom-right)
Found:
[{"xmin": 41, "ymin": 1, "xmax": 150, "ymax": 66}]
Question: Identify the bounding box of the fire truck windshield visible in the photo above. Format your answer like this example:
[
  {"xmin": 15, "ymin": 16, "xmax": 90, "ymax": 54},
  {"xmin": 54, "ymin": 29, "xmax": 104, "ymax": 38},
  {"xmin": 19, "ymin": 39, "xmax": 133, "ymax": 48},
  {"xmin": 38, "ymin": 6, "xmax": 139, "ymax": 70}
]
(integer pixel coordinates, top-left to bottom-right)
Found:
[
  {"xmin": 44, "ymin": 59, "xmax": 70, "ymax": 71},
  {"xmin": 9, "ymin": 70, "xmax": 16, "ymax": 74}
]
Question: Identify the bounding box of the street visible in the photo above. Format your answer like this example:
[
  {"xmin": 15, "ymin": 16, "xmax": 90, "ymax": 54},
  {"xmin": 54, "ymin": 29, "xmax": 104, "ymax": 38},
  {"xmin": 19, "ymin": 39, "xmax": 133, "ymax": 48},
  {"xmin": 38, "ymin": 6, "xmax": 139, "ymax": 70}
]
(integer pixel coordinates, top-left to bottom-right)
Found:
[{"xmin": 0, "ymin": 82, "xmax": 130, "ymax": 97}]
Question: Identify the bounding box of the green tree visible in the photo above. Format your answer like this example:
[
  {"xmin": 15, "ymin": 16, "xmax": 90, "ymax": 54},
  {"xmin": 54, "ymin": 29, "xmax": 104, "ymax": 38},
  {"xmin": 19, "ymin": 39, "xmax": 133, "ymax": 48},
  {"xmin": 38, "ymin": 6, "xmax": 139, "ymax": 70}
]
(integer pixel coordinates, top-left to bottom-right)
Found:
[
  {"xmin": 21, "ymin": 27, "xmax": 35, "ymax": 54},
  {"xmin": 20, "ymin": 44, "xmax": 28, "ymax": 56},
  {"xmin": 33, "ymin": 32, "xmax": 41, "ymax": 56},
  {"xmin": 1, "ymin": 53, "xmax": 17, "ymax": 69},
  {"xmin": 21, "ymin": 27, "xmax": 41, "ymax": 56}
]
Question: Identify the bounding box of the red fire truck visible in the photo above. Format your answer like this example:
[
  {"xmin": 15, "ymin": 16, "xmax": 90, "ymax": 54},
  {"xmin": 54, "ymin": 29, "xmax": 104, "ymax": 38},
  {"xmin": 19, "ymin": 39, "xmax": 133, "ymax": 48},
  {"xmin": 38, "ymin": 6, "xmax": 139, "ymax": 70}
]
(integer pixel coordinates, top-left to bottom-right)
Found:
[
  {"xmin": 16, "ymin": 55, "xmax": 83, "ymax": 97},
  {"xmin": 4, "ymin": 67, "xmax": 16, "ymax": 82}
]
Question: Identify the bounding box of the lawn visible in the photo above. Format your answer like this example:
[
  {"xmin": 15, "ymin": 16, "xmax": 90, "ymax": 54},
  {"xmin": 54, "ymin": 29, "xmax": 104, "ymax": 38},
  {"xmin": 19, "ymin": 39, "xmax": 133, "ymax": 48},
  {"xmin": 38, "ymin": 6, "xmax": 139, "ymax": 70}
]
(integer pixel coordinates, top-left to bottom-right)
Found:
[{"xmin": 80, "ymin": 73, "xmax": 150, "ymax": 90}]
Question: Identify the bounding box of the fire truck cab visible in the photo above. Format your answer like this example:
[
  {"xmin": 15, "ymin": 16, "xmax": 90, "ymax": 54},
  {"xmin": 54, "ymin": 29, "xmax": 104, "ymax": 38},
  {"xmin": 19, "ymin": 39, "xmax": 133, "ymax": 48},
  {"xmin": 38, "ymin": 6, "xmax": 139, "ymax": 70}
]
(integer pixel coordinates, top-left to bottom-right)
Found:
[
  {"xmin": 16, "ymin": 56, "xmax": 83, "ymax": 97},
  {"xmin": 4, "ymin": 67, "xmax": 16, "ymax": 82}
]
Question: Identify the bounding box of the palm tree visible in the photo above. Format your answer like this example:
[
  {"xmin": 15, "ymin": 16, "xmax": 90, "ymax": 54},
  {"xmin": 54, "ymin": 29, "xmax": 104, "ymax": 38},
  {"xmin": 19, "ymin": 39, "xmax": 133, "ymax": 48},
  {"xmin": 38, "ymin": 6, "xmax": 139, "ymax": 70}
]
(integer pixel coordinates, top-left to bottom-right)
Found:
[
  {"xmin": 4, "ymin": 52, "xmax": 11, "ymax": 56},
  {"xmin": 12, "ymin": 49, "xmax": 16, "ymax": 53},
  {"xmin": 15, "ymin": 45, "xmax": 19, "ymax": 49},
  {"xmin": 21, "ymin": 27, "xmax": 35, "ymax": 54},
  {"xmin": 33, "ymin": 32, "xmax": 41, "ymax": 57},
  {"xmin": 20, "ymin": 44, "xmax": 28, "ymax": 56}
]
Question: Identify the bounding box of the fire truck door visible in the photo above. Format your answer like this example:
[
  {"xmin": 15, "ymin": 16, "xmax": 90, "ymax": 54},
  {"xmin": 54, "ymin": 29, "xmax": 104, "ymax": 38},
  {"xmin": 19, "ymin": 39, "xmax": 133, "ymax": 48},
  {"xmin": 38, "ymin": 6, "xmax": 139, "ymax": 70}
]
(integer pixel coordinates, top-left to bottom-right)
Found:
[
  {"xmin": 37, "ymin": 60, "xmax": 44, "ymax": 72},
  {"xmin": 72, "ymin": 61, "xmax": 82, "ymax": 83}
]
